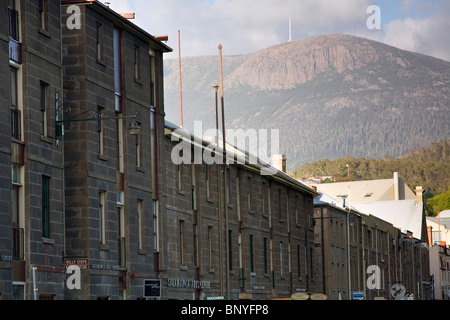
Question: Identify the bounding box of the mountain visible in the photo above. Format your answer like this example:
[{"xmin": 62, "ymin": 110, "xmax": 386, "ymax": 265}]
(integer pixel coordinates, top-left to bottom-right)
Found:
[{"xmin": 163, "ymin": 34, "xmax": 450, "ymax": 171}]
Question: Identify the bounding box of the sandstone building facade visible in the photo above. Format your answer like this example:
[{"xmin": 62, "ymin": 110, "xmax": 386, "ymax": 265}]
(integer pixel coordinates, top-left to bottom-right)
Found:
[{"xmin": 0, "ymin": 0, "xmax": 432, "ymax": 300}]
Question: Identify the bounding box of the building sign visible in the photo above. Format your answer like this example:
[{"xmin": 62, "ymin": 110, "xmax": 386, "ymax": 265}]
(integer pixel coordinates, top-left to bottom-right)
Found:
[
  {"xmin": 64, "ymin": 258, "xmax": 88, "ymax": 270},
  {"xmin": 167, "ymin": 278, "xmax": 211, "ymax": 289},
  {"xmin": 0, "ymin": 255, "xmax": 13, "ymax": 262},
  {"xmin": 352, "ymin": 292, "xmax": 364, "ymax": 300},
  {"xmin": 90, "ymin": 264, "xmax": 120, "ymax": 271},
  {"xmin": 204, "ymin": 296, "xmax": 227, "ymax": 300},
  {"xmin": 144, "ymin": 279, "xmax": 161, "ymax": 298}
]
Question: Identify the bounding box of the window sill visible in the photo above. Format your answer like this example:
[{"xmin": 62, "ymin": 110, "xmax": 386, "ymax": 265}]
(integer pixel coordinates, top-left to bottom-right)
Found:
[
  {"xmin": 99, "ymin": 243, "xmax": 110, "ymax": 251},
  {"xmin": 38, "ymin": 28, "xmax": 51, "ymax": 39},
  {"xmin": 41, "ymin": 237, "xmax": 55, "ymax": 245},
  {"xmin": 96, "ymin": 58, "xmax": 107, "ymax": 67},
  {"xmin": 136, "ymin": 166, "xmax": 145, "ymax": 173},
  {"xmin": 40, "ymin": 135, "xmax": 53, "ymax": 145}
]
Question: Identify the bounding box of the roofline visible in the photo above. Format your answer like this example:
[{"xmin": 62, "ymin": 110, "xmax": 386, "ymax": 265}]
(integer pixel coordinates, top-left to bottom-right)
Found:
[
  {"xmin": 164, "ymin": 120, "xmax": 319, "ymax": 197},
  {"xmin": 61, "ymin": 0, "xmax": 173, "ymax": 53}
]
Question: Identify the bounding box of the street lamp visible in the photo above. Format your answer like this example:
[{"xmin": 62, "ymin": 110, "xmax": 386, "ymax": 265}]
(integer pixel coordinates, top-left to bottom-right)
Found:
[{"xmin": 56, "ymin": 110, "xmax": 141, "ymax": 137}]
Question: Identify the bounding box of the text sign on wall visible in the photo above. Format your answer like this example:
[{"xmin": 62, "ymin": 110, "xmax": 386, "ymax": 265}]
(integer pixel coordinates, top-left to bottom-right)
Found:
[
  {"xmin": 64, "ymin": 258, "xmax": 89, "ymax": 270},
  {"xmin": 144, "ymin": 279, "xmax": 161, "ymax": 298}
]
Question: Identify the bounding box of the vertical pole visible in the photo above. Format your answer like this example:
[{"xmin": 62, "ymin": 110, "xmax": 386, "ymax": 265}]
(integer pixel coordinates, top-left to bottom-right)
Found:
[
  {"xmin": 218, "ymin": 44, "xmax": 229, "ymax": 299},
  {"xmin": 178, "ymin": 30, "xmax": 183, "ymax": 127},
  {"xmin": 32, "ymin": 266, "xmax": 38, "ymax": 300},
  {"xmin": 214, "ymin": 84, "xmax": 219, "ymax": 145}
]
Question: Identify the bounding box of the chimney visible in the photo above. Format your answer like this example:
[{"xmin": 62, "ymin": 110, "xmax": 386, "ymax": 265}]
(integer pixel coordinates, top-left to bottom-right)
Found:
[
  {"xmin": 393, "ymin": 172, "xmax": 400, "ymax": 200},
  {"xmin": 427, "ymin": 226, "xmax": 433, "ymax": 247},
  {"xmin": 271, "ymin": 154, "xmax": 286, "ymax": 173},
  {"xmin": 415, "ymin": 186, "xmax": 423, "ymax": 205}
]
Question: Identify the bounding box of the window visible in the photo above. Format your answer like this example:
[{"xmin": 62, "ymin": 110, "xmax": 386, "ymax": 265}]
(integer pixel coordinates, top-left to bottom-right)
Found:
[
  {"xmin": 278, "ymin": 189, "xmax": 282, "ymax": 220},
  {"xmin": 137, "ymin": 199, "xmax": 144, "ymax": 250},
  {"xmin": 279, "ymin": 241, "xmax": 283, "ymax": 277},
  {"xmin": 297, "ymin": 245, "xmax": 301, "ymax": 277},
  {"xmin": 40, "ymin": 82, "xmax": 49, "ymax": 136},
  {"xmin": 99, "ymin": 191, "xmax": 106, "ymax": 244},
  {"xmin": 152, "ymin": 200, "xmax": 159, "ymax": 251},
  {"xmin": 12, "ymin": 165, "xmax": 23, "ymax": 260},
  {"xmin": 135, "ymin": 121, "xmax": 142, "ymax": 167},
  {"xmin": 42, "ymin": 175, "xmax": 50, "ymax": 238},
  {"xmin": 179, "ymin": 220, "xmax": 186, "ymax": 266},
  {"xmin": 261, "ymin": 181, "xmax": 267, "ymax": 215},
  {"xmin": 113, "ymin": 28, "xmax": 122, "ymax": 112},
  {"xmin": 228, "ymin": 230, "xmax": 233, "ymax": 271},
  {"xmin": 117, "ymin": 194, "xmax": 125, "ymax": 266},
  {"xmin": 115, "ymin": 116, "xmax": 124, "ymax": 172},
  {"xmin": 205, "ymin": 165, "xmax": 211, "ymax": 199},
  {"xmin": 11, "ymin": 165, "xmax": 21, "ymax": 227},
  {"xmin": 12, "ymin": 283, "xmax": 24, "ymax": 300},
  {"xmin": 10, "ymin": 67, "xmax": 21, "ymax": 140},
  {"xmin": 191, "ymin": 165, "xmax": 197, "ymax": 210},
  {"xmin": 150, "ymin": 107, "xmax": 158, "ymax": 193},
  {"xmin": 149, "ymin": 52, "xmax": 155, "ymax": 107},
  {"xmin": 264, "ymin": 237, "xmax": 268, "ymax": 274},
  {"xmin": 177, "ymin": 164, "xmax": 184, "ymax": 192},
  {"xmin": 96, "ymin": 23, "xmax": 104, "ymax": 61},
  {"xmin": 38, "ymin": 0, "xmax": 48, "ymax": 31},
  {"xmin": 208, "ymin": 226, "xmax": 214, "ymax": 270},
  {"xmin": 134, "ymin": 45, "xmax": 141, "ymax": 80},
  {"xmin": 247, "ymin": 176, "xmax": 252, "ymax": 212},
  {"xmin": 97, "ymin": 107, "xmax": 105, "ymax": 156},
  {"xmin": 250, "ymin": 235, "xmax": 254, "ymax": 273},
  {"xmin": 8, "ymin": 0, "xmax": 19, "ymax": 41},
  {"xmin": 193, "ymin": 220, "xmax": 198, "ymax": 267}
]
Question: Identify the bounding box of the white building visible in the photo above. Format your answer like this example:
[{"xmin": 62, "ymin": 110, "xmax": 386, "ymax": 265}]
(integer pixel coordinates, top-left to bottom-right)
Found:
[{"xmin": 429, "ymin": 244, "xmax": 450, "ymax": 300}]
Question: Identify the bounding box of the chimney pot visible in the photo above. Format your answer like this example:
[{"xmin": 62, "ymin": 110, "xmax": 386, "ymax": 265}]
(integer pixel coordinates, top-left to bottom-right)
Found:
[
  {"xmin": 415, "ymin": 186, "xmax": 423, "ymax": 204},
  {"xmin": 271, "ymin": 154, "xmax": 286, "ymax": 173}
]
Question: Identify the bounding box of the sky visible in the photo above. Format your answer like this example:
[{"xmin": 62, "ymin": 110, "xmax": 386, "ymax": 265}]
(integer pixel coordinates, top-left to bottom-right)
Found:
[{"xmin": 103, "ymin": 0, "xmax": 450, "ymax": 61}]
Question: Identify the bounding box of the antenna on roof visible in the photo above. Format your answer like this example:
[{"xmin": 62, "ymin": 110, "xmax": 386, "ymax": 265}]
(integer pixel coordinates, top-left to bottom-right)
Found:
[{"xmin": 288, "ymin": 16, "xmax": 292, "ymax": 42}]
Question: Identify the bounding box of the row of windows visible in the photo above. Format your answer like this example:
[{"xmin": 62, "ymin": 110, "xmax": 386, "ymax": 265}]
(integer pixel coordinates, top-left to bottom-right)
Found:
[
  {"xmin": 178, "ymin": 221, "xmax": 313, "ymax": 285},
  {"xmin": 177, "ymin": 163, "xmax": 314, "ymax": 226},
  {"xmin": 97, "ymin": 191, "xmax": 159, "ymax": 260}
]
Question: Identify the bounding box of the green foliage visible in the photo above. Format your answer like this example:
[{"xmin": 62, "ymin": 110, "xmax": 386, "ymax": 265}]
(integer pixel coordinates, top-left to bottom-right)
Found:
[
  {"xmin": 291, "ymin": 140, "xmax": 450, "ymax": 200},
  {"xmin": 426, "ymin": 188, "xmax": 450, "ymax": 217}
]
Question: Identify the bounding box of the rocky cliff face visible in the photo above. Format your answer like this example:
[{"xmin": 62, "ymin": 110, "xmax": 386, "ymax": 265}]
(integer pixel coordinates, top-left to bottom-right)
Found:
[
  {"xmin": 226, "ymin": 34, "xmax": 380, "ymax": 89},
  {"xmin": 163, "ymin": 34, "xmax": 450, "ymax": 170}
]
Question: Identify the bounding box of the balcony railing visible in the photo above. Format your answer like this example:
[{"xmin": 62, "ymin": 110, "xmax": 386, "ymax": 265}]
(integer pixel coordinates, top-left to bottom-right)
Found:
[{"xmin": 13, "ymin": 227, "xmax": 24, "ymax": 260}]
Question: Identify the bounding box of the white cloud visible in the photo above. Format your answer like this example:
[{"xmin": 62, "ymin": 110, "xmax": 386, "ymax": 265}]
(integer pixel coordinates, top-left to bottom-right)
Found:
[
  {"xmin": 382, "ymin": 15, "xmax": 450, "ymax": 61},
  {"xmin": 103, "ymin": 0, "xmax": 450, "ymax": 61},
  {"xmin": 105, "ymin": 0, "xmax": 372, "ymax": 58}
]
